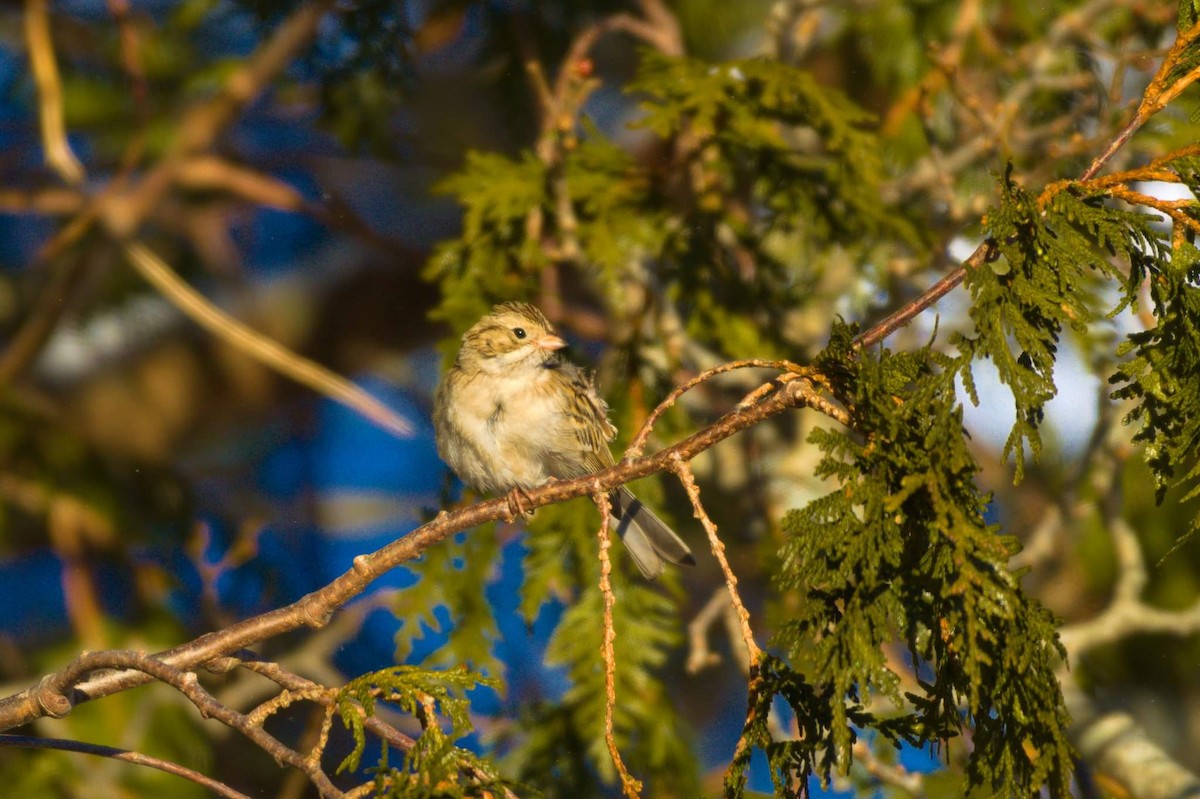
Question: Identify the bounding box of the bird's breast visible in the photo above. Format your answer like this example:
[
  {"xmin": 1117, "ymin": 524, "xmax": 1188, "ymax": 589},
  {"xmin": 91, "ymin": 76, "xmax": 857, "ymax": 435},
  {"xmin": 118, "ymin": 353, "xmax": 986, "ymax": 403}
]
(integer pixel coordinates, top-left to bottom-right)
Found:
[{"xmin": 447, "ymin": 367, "xmax": 566, "ymax": 491}]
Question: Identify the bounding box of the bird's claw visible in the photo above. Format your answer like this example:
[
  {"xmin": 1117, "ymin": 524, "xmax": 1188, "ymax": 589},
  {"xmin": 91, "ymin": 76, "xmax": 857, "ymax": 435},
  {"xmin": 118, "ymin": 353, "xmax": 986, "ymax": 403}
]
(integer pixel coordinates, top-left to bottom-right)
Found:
[{"xmin": 504, "ymin": 487, "xmax": 536, "ymax": 522}]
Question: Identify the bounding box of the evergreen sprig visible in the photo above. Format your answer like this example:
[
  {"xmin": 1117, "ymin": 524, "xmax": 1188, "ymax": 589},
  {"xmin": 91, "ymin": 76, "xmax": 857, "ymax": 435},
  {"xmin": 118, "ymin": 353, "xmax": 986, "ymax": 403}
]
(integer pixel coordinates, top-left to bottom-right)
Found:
[
  {"xmin": 392, "ymin": 528, "xmax": 503, "ymax": 678},
  {"xmin": 335, "ymin": 665, "xmax": 504, "ymax": 798},
  {"xmin": 1111, "ymin": 244, "xmax": 1200, "ymax": 537},
  {"xmin": 954, "ymin": 169, "xmax": 1167, "ymax": 479},
  {"xmin": 425, "ymin": 151, "xmax": 549, "ymax": 335},
  {"xmin": 763, "ymin": 325, "xmax": 1072, "ymax": 797}
]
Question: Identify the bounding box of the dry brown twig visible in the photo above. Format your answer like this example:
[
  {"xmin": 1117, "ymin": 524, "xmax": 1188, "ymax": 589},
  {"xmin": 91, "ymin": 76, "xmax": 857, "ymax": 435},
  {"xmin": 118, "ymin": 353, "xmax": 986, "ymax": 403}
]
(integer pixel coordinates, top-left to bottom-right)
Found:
[
  {"xmin": 672, "ymin": 455, "xmax": 761, "ymax": 667},
  {"xmin": 592, "ymin": 490, "xmax": 644, "ymax": 799},
  {"xmin": 23, "ymin": 650, "xmax": 347, "ymax": 796},
  {"xmin": 0, "ymin": 733, "xmax": 253, "ymax": 799},
  {"xmin": 24, "ymin": 0, "xmax": 85, "ymax": 185},
  {"xmin": 0, "ymin": 375, "xmax": 833, "ymax": 732},
  {"xmin": 858, "ymin": 11, "xmax": 1200, "ymax": 351}
]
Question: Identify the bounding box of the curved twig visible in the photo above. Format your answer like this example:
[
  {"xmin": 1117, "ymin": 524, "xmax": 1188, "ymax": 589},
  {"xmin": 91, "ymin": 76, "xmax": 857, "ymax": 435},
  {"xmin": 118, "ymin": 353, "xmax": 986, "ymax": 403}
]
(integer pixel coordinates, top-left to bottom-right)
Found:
[
  {"xmin": 125, "ymin": 242, "xmax": 413, "ymax": 439},
  {"xmin": 0, "ymin": 734, "xmax": 253, "ymax": 799},
  {"xmin": 671, "ymin": 456, "xmax": 761, "ymax": 666},
  {"xmin": 593, "ymin": 490, "xmax": 643, "ymax": 799},
  {"xmin": 24, "ymin": 0, "xmax": 84, "ymax": 185},
  {"xmin": 625, "ymin": 358, "xmax": 812, "ymax": 458}
]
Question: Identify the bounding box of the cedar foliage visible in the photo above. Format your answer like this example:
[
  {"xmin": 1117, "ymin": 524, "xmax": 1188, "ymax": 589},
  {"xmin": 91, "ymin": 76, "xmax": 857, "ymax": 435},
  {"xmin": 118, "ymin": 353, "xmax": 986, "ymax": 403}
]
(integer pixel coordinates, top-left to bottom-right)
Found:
[{"xmin": 419, "ymin": 4, "xmax": 1200, "ymax": 798}]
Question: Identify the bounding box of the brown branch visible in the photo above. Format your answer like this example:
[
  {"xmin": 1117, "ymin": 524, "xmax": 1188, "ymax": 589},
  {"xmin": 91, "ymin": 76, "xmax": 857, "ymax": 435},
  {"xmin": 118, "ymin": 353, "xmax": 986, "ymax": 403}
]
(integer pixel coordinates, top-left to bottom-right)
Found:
[
  {"xmin": 1064, "ymin": 684, "xmax": 1200, "ymax": 799},
  {"xmin": 0, "ymin": 376, "xmax": 830, "ymax": 732},
  {"xmin": 0, "ymin": 205, "xmax": 102, "ymax": 386},
  {"xmin": 525, "ymin": 2, "xmax": 682, "ymax": 270},
  {"xmin": 854, "ymin": 240, "xmax": 995, "ymax": 350},
  {"xmin": 594, "ymin": 491, "xmax": 643, "ymax": 799},
  {"xmin": 0, "ymin": 734, "xmax": 254, "ymax": 799},
  {"xmin": 0, "ymin": 0, "xmax": 335, "ymax": 388},
  {"xmin": 234, "ymin": 655, "xmax": 420, "ymax": 755},
  {"xmin": 625, "ymin": 359, "xmax": 814, "ymax": 458},
  {"xmin": 1081, "ymin": 20, "xmax": 1200, "ymax": 183},
  {"xmin": 0, "ymin": 187, "xmax": 84, "ymax": 214},
  {"xmin": 106, "ymin": 0, "xmax": 149, "ymax": 121},
  {"xmin": 18, "ymin": 650, "xmax": 347, "ymax": 797}
]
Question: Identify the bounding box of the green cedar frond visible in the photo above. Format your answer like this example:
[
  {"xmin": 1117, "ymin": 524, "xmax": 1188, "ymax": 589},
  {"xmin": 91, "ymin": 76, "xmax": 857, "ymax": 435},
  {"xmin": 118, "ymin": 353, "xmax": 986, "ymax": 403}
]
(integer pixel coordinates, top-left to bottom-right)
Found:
[
  {"xmin": 1182, "ymin": 0, "xmax": 1200, "ymax": 31},
  {"xmin": 766, "ymin": 326, "xmax": 1072, "ymax": 797},
  {"xmin": 392, "ymin": 528, "xmax": 503, "ymax": 678},
  {"xmin": 424, "ymin": 151, "xmax": 548, "ymax": 336},
  {"xmin": 1111, "ymin": 244, "xmax": 1200, "ymax": 543},
  {"xmin": 955, "ymin": 169, "xmax": 1170, "ymax": 480},
  {"xmin": 629, "ymin": 52, "xmax": 921, "ymax": 250},
  {"xmin": 335, "ymin": 666, "xmax": 505, "ymax": 798}
]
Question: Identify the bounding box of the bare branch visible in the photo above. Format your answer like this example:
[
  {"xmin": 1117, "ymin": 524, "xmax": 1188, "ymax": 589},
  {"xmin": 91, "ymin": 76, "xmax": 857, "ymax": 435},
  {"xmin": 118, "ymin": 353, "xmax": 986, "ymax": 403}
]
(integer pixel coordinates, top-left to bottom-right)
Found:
[
  {"xmin": 0, "ymin": 376, "xmax": 832, "ymax": 732},
  {"xmin": 626, "ymin": 359, "xmax": 819, "ymax": 458},
  {"xmin": 856, "ymin": 17, "xmax": 1200, "ymax": 350},
  {"xmin": 23, "ymin": 0, "xmax": 85, "ymax": 185},
  {"xmin": 1065, "ymin": 684, "xmax": 1200, "ymax": 799},
  {"xmin": 101, "ymin": 0, "xmax": 336, "ymax": 239},
  {"xmin": 0, "ymin": 734, "xmax": 254, "ymax": 799},
  {"xmin": 672, "ymin": 457, "xmax": 761, "ymax": 666},
  {"xmin": 18, "ymin": 650, "xmax": 347, "ymax": 797},
  {"xmin": 0, "ymin": 0, "xmax": 336, "ymax": 387},
  {"xmin": 594, "ymin": 491, "xmax": 643, "ymax": 799},
  {"xmin": 124, "ymin": 241, "xmax": 414, "ymax": 439}
]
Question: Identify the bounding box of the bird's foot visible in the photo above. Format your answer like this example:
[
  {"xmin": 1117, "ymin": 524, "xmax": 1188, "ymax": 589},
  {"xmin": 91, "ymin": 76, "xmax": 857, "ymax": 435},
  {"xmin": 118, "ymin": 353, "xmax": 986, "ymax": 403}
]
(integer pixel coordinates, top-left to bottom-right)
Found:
[{"xmin": 504, "ymin": 486, "xmax": 536, "ymax": 522}]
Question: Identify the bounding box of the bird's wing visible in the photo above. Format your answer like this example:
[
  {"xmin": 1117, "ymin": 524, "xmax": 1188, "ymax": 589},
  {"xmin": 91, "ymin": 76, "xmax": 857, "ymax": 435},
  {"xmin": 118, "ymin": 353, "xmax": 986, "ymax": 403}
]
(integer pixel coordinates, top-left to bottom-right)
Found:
[{"xmin": 554, "ymin": 362, "xmax": 617, "ymax": 471}]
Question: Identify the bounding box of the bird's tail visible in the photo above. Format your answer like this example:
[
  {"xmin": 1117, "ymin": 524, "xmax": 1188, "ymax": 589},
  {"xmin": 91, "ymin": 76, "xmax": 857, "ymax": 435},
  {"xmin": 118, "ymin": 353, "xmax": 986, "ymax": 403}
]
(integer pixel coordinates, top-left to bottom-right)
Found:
[{"xmin": 610, "ymin": 486, "xmax": 695, "ymax": 579}]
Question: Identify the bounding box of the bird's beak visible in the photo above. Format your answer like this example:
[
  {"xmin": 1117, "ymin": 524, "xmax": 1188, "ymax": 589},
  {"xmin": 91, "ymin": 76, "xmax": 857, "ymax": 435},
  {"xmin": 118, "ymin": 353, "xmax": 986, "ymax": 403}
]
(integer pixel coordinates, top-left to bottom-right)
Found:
[{"xmin": 535, "ymin": 334, "xmax": 567, "ymax": 352}]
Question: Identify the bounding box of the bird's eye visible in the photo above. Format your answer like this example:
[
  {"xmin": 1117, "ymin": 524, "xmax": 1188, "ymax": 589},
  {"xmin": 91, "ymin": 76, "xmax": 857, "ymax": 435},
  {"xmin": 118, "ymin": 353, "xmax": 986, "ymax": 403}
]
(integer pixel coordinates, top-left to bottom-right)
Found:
[{"xmin": 512, "ymin": 327, "xmax": 527, "ymax": 339}]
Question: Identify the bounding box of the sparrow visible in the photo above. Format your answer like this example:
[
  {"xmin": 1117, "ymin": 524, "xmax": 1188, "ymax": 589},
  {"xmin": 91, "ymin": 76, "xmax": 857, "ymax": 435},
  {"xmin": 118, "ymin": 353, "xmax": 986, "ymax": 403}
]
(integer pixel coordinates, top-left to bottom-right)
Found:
[{"xmin": 433, "ymin": 302, "xmax": 695, "ymax": 579}]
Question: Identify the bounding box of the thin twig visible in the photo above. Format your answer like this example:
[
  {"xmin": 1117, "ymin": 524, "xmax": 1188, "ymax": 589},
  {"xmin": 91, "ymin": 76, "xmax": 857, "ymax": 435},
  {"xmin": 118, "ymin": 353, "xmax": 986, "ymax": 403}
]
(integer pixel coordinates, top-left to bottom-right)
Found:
[
  {"xmin": 125, "ymin": 241, "xmax": 413, "ymax": 439},
  {"xmin": 101, "ymin": 0, "xmax": 336, "ymax": 239},
  {"xmin": 24, "ymin": 0, "xmax": 85, "ymax": 185},
  {"xmin": 671, "ymin": 456, "xmax": 761, "ymax": 666},
  {"xmin": 234, "ymin": 655, "xmax": 419, "ymax": 754},
  {"xmin": 20, "ymin": 650, "xmax": 346, "ymax": 797},
  {"xmin": 106, "ymin": 0, "xmax": 149, "ymax": 120},
  {"xmin": 0, "ymin": 734, "xmax": 254, "ymax": 799},
  {"xmin": 0, "ymin": 0, "xmax": 336, "ymax": 387},
  {"xmin": 593, "ymin": 491, "xmax": 643, "ymax": 799},
  {"xmin": 625, "ymin": 359, "xmax": 812, "ymax": 458}
]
